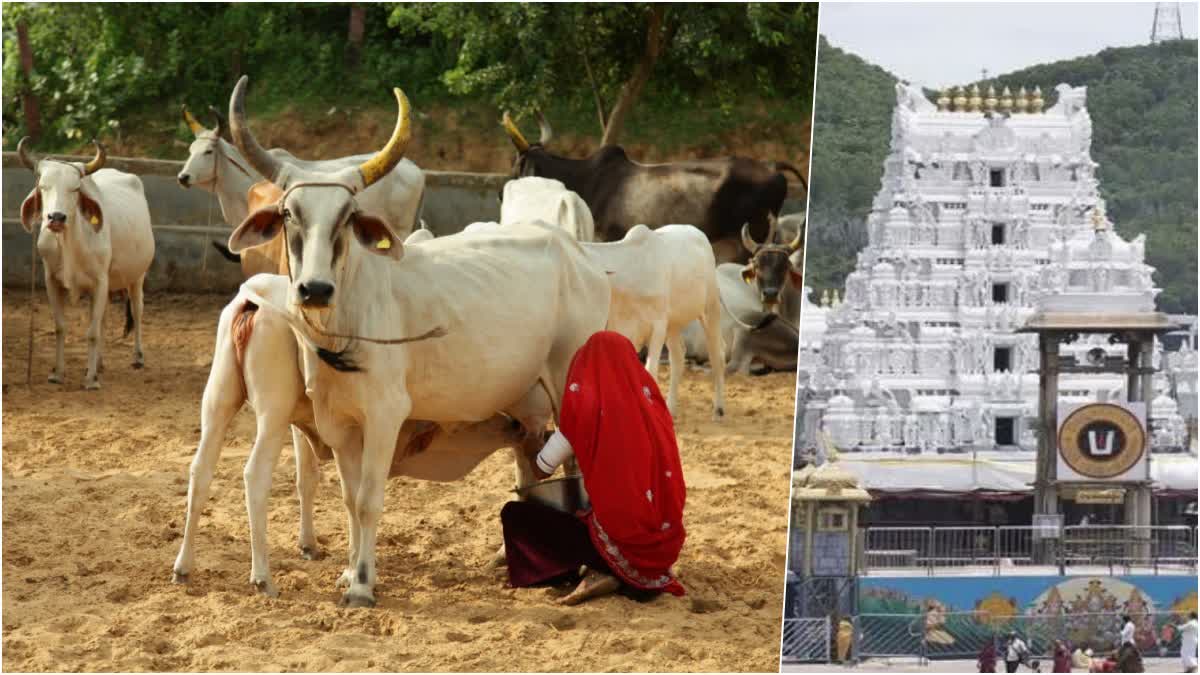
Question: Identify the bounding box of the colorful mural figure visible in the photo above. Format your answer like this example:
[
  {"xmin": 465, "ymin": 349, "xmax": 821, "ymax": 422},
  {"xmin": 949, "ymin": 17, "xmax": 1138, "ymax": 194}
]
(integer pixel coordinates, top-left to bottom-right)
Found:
[
  {"xmin": 976, "ymin": 592, "xmax": 1020, "ymax": 627},
  {"xmin": 1030, "ymin": 578, "xmax": 1151, "ymax": 651},
  {"xmin": 859, "ymin": 575, "xmax": 1194, "ymax": 656}
]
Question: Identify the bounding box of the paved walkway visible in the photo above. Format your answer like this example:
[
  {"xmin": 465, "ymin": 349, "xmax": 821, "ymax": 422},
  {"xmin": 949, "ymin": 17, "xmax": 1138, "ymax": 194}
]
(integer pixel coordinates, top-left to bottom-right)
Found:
[{"xmin": 782, "ymin": 656, "xmax": 1182, "ymax": 672}]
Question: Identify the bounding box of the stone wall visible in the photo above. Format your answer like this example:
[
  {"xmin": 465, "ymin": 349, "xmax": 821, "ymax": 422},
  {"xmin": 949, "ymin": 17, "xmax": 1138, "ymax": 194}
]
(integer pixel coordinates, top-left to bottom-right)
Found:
[
  {"xmin": 2, "ymin": 152, "xmax": 508, "ymax": 293},
  {"xmin": 3, "ymin": 152, "xmax": 804, "ymax": 294}
]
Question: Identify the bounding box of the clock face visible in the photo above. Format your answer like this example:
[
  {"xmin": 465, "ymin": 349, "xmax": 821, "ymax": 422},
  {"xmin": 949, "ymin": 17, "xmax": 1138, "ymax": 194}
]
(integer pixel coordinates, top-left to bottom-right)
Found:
[{"xmin": 1058, "ymin": 403, "xmax": 1146, "ymax": 479}]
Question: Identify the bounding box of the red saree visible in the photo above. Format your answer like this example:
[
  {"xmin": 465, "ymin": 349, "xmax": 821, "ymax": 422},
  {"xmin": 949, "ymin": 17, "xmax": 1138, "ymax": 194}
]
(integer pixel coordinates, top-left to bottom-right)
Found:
[{"xmin": 558, "ymin": 331, "xmax": 687, "ymax": 596}]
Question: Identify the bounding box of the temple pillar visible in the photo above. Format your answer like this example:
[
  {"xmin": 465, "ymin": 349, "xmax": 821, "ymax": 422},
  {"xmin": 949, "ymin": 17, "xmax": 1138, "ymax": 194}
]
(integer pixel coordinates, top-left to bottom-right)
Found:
[{"xmin": 1033, "ymin": 334, "xmax": 1060, "ymax": 563}]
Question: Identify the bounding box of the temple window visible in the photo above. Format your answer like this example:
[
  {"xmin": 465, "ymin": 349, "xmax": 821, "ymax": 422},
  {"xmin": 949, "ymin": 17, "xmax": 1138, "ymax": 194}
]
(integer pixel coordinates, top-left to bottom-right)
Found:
[
  {"xmin": 992, "ymin": 282, "xmax": 1009, "ymax": 304},
  {"xmin": 991, "ymin": 223, "xmax": 1006, "ymax": 245},
  {"xmin": 818, "ymin": 508, "xmax": 849, "ymax": 532},
  {"xmin": 990, "ymin": 168, "xmax": 1005, "ymax": 187}
]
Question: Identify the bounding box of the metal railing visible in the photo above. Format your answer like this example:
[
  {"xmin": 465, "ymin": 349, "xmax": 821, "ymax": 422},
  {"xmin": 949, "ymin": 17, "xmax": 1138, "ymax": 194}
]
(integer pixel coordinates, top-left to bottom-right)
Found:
[
  {"xmin": 852, "ymin": 610, "xmax": 1186, "ymax": 663},
  {"xmin": 860, "ymin": 525, "xmax": 1197, "ymax": 575},
  {"xmin": 780, "ymin": 617, "xmax": 831, "ymax": 663}
]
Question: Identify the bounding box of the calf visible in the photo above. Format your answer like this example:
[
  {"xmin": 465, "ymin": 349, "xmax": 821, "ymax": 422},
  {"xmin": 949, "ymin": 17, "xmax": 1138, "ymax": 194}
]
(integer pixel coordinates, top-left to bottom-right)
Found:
[{"xmin": 18, "ymin": 139, "xmax": 155, "ymax": 389}]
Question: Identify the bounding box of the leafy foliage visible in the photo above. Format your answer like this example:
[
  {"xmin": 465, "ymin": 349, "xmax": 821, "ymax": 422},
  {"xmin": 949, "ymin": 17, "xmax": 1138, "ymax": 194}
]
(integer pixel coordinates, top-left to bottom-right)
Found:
[
  {"xmin": 386, "ymin": 3, "xmax": 818, "ymax": 132},
  {"xmin": 805, "ymin": 38, "xmax": 1198, "ymax": 313},
  {"xmin": 3, "ymin": 2, "xmax": 816, "ymax": 158}
]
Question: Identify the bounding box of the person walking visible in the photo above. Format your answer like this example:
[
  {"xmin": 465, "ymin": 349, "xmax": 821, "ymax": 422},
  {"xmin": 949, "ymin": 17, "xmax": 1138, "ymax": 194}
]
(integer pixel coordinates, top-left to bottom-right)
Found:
[
  {"xmin": 978, "ymin": 640, "xmax": 998, "ymax": 673},
  {"xmin": 1117, "ymin": 615, "xmax": 1144, "ymax": 673},
  {"xmin": 1006, "ymin": 631, "xmax": 1031, "ymax": 673},
  {"xmin": 1181, "ymin": 612, "xmax": 1198, "ymax": 673}
]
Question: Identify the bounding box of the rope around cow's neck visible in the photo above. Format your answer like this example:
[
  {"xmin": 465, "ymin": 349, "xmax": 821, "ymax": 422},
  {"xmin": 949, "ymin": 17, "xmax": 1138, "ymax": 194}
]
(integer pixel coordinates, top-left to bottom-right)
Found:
[
  {"xmin": 716, "ymin": 290, "xmax": 798, "ymax": 333},
  {"xmin": 296, "ymin": 307, "xmax": 447, "ymax": 345}
]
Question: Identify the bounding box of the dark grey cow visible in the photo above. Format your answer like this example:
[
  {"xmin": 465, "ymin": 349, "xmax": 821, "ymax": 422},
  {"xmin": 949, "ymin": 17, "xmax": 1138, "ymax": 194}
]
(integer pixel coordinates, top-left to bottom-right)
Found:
[{"xmin": 501, "ymin": 113, "xmax": 806, "ymax": 264}]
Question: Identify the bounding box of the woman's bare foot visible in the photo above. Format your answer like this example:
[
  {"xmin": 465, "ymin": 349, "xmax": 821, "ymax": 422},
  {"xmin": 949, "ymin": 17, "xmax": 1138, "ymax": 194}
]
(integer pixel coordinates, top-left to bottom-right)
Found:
[{"xmin": 557, "ymin": 569, "xmax": 620, "ymax": 605}]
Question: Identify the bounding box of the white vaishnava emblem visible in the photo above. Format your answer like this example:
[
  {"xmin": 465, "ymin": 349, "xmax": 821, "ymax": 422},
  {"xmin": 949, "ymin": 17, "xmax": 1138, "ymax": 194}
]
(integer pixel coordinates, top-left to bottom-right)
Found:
[{"xmin": 1087, "ymin": 429, "xmax": 1116, "ymax": 456}]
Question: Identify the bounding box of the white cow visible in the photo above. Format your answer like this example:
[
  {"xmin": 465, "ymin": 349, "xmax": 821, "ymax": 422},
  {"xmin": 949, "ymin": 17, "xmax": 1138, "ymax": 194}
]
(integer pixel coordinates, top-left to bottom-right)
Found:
[
  {"xmin": 682, "ymin": 262, "xmax": 800, "ymax": 374},
  {"xmin": 488, "ymin": 183, "xmax": 725, "ymax": 419},
  {"xmin": 220, "ymin": 75, "xmax": 611, "ymax": 607},
  {"xmin": 18, "ymin": 139, "xmax": 155, "ymax": 389},
  {"xmin": 171, "ymin": 269, "xmax": 523, "ymax": 596},
  {"xmin": 581, "ymin": 225, "xmax": 726, "ymax": 418},
  {"xmin": 499, "ymin": 176, "xmax": 595, "ymax": 241},
  {"xmin": 176, "ymin": 106, "xmax": 426, "ymax": 276}
]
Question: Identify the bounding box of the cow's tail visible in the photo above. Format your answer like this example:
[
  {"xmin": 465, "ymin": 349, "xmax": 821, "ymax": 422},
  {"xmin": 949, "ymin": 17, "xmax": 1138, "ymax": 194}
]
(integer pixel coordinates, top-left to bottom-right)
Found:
[
  {"xmin": 123, "ymin": 296, "xmax": 134, "ymax": 338},
  {"xmin": 211, "ymin": 240, "xmax": 242, "ymax": 263},
  {"xmin": 772, "ymin": 161, "xmax": 808, "ymax": 193}
]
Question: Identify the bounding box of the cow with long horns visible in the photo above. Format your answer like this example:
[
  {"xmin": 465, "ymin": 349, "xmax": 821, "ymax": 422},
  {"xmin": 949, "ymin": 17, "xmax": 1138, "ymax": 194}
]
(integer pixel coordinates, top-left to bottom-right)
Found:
[
  {"xmin": 500, "ymin": 112, "xmax": 807, "ymax": 264},
  {"xmin": 220, "ymin": 76, "xmax": 610, "ymax": 607},
  {"xmin": 177, "ymin": 104, "xmax": 426, "ymax": 277},
  {"xmin": 739, "ymin": 212, "xmax": 805, "ymax": 315},
  {"xmin": 18, "ymin": 139, "xmax": 155, "ymax": 389}
]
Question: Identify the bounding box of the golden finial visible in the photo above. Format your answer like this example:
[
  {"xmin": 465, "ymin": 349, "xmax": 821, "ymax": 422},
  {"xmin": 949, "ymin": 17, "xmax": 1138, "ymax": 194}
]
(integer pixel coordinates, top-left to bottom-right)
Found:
[
  {"xmin": 984, "ymin": 84, "xmax": 998, "ymax": 113},
  {"xmin": 952, "ymin": 86, "xmax": 967, "ymax": 112},
  {"xmin": 968, "ymin": 84, "xmax": 982, "ymax": 112},
  {"xmin": 821, "ymin": 289, "xmax": 831, "ymax": 307},
  {"xmin": 1016, "ymin": 86, "xmax": 1028, "ymax": 113},
  {"xmin": 999, "ymin": 86, "xmax": 1013, "ymax": 113},
  {"xmin": 936, "ymin": 88, "xmax": 951, "ymax": 112},
  {"xmin": 1091, "ymin": 206, "xmax": 1108, "ymax": 231},
  {"xmin": 1031, "ymin": 86, "xmax": 1044, "ymax": 113}
]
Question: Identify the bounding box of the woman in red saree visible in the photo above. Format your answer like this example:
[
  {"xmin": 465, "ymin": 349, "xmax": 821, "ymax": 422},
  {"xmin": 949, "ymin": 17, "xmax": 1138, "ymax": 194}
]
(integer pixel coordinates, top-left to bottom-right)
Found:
[{"xmin": 500, "ymin": 331, "xmax": 687, "ymax": 604}]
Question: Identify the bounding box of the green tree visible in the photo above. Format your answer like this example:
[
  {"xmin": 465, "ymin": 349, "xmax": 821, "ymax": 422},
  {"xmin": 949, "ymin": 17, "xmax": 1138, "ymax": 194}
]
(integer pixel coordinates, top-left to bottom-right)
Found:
[{"xmin": 387, "ymin": 2, "xmax": 818, "ymax": 145}]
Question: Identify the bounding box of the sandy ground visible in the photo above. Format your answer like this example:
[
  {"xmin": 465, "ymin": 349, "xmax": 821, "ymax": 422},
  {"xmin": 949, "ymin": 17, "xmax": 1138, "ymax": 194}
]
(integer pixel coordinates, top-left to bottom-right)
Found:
[{"xmin": 2, "ymin": 288, "xmax": 795, "ymax": 672}]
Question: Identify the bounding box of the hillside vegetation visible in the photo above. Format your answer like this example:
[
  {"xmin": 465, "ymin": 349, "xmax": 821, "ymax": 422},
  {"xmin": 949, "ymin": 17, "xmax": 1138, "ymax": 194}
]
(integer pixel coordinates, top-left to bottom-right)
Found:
[
  {"xmin": 1, "ymin": 3, "xmax": 815, "ymax": 173},
  {"xmin": 806, "ymin": 37, "xmax": 1198, "ymax": 314}
]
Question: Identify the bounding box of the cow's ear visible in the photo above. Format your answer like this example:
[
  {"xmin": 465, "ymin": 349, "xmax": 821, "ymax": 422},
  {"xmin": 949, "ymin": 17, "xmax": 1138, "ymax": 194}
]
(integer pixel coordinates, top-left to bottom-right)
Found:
[
  {"xmin": 789, "ymin": 267, "xmax": 804, "ymax": 287},
  {"xmin": 20, "ymin": 189, "xmax": 41, "ymax": 233},
  {"xmin": 741, "ymin": 266, "xmax": 757, "ymax": 285},
  {"xmin": 350, "ymin": 212, "xmax": 404, "ymax": 261},
  {"xmin": 80, "ymin": 188, "xmax": 104, "ymax": 232},
  {"xmin": 228, "ymin": 205, "xmax": 283, "ymax": 254}
]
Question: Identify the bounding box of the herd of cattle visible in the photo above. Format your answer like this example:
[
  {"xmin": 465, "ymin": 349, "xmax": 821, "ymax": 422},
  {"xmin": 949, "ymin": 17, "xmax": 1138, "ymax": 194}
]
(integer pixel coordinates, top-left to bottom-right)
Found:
[{"xmin": 14, "ymin": 77, "xmax": 807, "ymax": 607}]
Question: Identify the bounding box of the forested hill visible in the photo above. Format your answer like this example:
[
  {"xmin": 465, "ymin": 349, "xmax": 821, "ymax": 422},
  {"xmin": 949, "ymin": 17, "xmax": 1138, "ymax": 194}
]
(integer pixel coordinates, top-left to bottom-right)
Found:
[{"xmin": 805, "ymin": 37, "xmax": 1198, "ymax": 314}]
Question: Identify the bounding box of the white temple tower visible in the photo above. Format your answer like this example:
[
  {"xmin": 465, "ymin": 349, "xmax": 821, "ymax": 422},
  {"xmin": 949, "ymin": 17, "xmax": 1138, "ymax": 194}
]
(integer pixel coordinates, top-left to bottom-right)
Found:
[{"xmin": 796, "ymin": 82, "xmax": 1196, "ymax": 512}]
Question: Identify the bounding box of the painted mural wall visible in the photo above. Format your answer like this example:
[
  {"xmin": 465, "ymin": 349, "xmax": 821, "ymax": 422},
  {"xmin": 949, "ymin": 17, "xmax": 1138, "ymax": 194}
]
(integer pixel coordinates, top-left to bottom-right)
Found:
[{"xmin": 859, "ymin": 575, "xmax": 1197, "ymax": 655}]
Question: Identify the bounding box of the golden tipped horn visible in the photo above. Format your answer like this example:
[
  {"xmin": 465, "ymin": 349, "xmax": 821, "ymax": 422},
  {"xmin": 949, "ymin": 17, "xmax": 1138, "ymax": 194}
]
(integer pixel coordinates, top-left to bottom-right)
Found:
[
  {"xmin": 358, "ymin": 87, "xmax": 413, "ymax": 189},
  {"xmin": 502, "ymin": 112, "xmax": 530, "ymax": 153},
  {"xmin": 82, "ymin": 138, "xmax": 107, "ymax": 175},
  {"xmin": 182, "ymin": 105, "xmax": 205, "ymax": 135}
]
